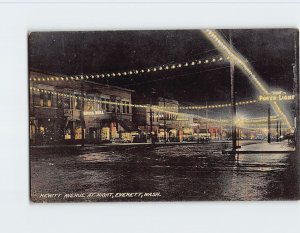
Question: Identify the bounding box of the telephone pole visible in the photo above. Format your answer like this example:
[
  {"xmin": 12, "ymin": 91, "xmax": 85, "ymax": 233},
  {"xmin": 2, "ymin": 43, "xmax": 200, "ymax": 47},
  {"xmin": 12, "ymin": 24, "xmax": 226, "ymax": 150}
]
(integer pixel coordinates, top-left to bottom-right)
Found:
[
  {"xmin": 163, "ymin": 97, "xmax": 167, "ymax": 144},
  {"xmin": 230, "ymin": 31, "xmax": 237, "ymax": 151},
  {"xmin": 205, "ymin": 101, "xmax": 208, "ymax": 141},
  {"xmin": 80, "ymin": 84, "xmax": 85, "ymax": 147},
  {"xmin": 293, "ymin": 30, "xmax": 299, "ymax": 151},
  {"xmin": 276, "ymin": 119, "xmax": 279, "ymax": 142},
  {"xmin": 149, "ymin": 103, "xmax": 153, "ymax": 144},
  {"xmin": 149, "ymin": 89, "xmax": 156, "ymax": 144},
  {"xmin": 268, "ymin": 104, "xmax": 271, "ymax": 143},
  {"xmin": 197, "ymin": 109, "xmax": 200, "ymax": 143},
  {"xmin": 280, "ymin": 120, "xmax": 282, "ymax": 141}
]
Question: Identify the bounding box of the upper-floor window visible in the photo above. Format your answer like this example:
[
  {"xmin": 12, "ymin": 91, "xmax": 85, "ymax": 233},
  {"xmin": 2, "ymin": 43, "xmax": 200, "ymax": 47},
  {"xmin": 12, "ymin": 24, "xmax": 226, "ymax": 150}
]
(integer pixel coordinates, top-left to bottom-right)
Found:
[
  {"xmin": 74, "ymin": 95, "xmax": 80, "ymax": 110},
  {"xmin": 97, "ymin": 102, "xmax": 101, "ymax": 111},
  {"xmin": 87, "ymin": 101, "xmax": 94, "ymax": 111},
  {"xmin": 63, "ymin": 97, "xmax": 70, "ymax": 109},
  {"xmin": 126, "ymin": 101, "xmax": 130, "ymax": 113},
  {"xmin": 122, "ymin": 101, "xmax": 126, "ymax": 113},
  {"xmin": 106, "ymin": 99, "xmax": 110, "ymax": 112},
  {"xmin": 40, "ymin": 91, "xmax": 52, "ymax": 107},
  {"xmin": 101, "ymin": 98, "xmax": 106, "ymax": 110},
  {"xmin": 116, "ymin": 103, "xmax": 120, "ymax": 113}
]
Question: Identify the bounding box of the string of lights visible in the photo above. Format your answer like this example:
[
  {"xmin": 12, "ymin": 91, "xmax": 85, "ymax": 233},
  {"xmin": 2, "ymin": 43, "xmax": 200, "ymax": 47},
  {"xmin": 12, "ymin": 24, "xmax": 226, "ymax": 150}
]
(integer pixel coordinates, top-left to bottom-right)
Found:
[
  {"xmin": 30, "ymin": 87, "xmax": 229, "ymax": 123},
  {"xmin": 29, "ymin": 55, "xmax": 227, "ymax": 82},
  {"xmin": 156, "ymin": 100, "xmax": 258, "ymax": 110},
  {"xmin": 30, "ymin": 86, "xmax": 291, "ymax": 125},
  {"xmin": 244, "ymin": 117, "xmax": 280, "ymax": 124},
  {"xmin": 30, "ymin": 87, "xmax": 147, "ymax": 108}
]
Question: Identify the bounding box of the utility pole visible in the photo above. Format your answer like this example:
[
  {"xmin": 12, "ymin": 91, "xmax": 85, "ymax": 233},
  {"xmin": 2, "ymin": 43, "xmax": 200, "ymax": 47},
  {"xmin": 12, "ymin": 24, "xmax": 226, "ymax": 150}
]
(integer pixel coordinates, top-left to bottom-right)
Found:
[
  {"xmin": 230, "ymin": 30, "xmax": 237, "ymax": 151},
  {"xmin": 276, "ymin": 119, "xmax": 279, "ymax": 142},
  {"xmin": 149, "ymin": 103, "xmax": 153, "ymax": 144},
  {"xmin": 219, "ymin": 113, "xmax": 222, "ymax": 141},
  {"xmin": 163, "ymin": 97, "xmax": 167, "ymax": 144},
  {"xmin": 80, "ymin": 46, "xmax": 84, "ymax": 147},
  {"xmin": 205, "ymin": 101, "xmax": 208, "ymax": 141},
  {"xmin": 80, "ymin": 84, "xmax": 85, "ymax": 147},
  {"xmin": 237, "ymin": 128, "xmax": 240, "ymax": 147},
  {"xmin": 149, "ymin": 89, "xmax": 156, "ymax": 144},
  {"xmin": 279, "ymin": 120, "xmax": 282, "ymax": 141},
  {"xmin": 197, "ymin": 109, "xmax": 200, "ymax": 143},
  {"xmin": 268, "ymin": 104, "xmax": 271, "ymax": 143},
  {"xmin": 293, "ymin": 30, "xmax": 299, "ymax": 151}
]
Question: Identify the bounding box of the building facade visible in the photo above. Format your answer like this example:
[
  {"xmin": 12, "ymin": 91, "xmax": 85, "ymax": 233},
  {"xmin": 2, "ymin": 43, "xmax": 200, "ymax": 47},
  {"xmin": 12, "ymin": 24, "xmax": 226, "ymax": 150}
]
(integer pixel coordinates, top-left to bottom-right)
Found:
[
  {"xmin": 133, "ymin": 97, "xmax": 192, "ymax": 142},
  {"xmin": 29, "ymin": 71, "xmax": 135, "ymax": 145}
]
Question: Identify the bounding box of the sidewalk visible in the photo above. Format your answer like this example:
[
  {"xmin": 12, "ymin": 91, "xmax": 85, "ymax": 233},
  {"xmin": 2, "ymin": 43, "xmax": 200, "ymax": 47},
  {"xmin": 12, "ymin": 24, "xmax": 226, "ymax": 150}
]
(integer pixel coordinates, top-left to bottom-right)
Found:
[
  {"xmin": 30, "ymin": 140, "xmax": 230, "ymax": 149},
  {"xmin": 238, "ymin": 141, "xmax": 295, "ymax": 152},
  {"xmin": 222, "ymin": 140, "xmax": 295, "ymax": 154}
]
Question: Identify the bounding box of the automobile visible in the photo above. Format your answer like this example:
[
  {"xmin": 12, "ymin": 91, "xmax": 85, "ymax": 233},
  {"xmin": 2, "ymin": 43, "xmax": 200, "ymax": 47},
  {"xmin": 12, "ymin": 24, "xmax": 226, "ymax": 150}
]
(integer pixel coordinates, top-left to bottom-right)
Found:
[
  {"xmin": 167, "ymin": 137, "xmax": 179, "ymax": 142},
  {"xmin": 133, "ymin": 136, "xmax": 147, "ymax": 143},
  {"xmin": 111, "ymin": 138, "xmax": 126, "ymax": 143}
]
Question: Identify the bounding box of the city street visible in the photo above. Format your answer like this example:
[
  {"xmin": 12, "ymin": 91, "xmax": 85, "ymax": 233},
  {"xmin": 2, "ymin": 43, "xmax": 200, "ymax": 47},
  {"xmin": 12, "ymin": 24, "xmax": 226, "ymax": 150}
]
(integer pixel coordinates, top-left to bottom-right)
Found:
[
  {"xmin": 28, "ymin": 29, "xmax": 299, "ymax": 202},
  {"xmin": 30, "ymin": 141, "xmax": 298, "ymax": 202}
]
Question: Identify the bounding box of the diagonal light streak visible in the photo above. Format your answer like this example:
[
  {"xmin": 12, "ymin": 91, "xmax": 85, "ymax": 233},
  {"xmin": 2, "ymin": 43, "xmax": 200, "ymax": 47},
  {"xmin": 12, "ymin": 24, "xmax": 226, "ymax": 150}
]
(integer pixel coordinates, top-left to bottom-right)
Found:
[{"xmin": 202, "ymin": 29, "xmax": 292, "ymax": 129}]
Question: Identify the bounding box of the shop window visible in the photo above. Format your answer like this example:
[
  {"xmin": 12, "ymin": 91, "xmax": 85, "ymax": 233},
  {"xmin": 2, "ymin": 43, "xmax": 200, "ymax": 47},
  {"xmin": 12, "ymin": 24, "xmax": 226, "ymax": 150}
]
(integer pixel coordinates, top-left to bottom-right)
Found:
[
  {"xmin": 101, "ymin": 127, "xmax": 110, "ymax": 140},
  {"xmin": 75, "ymin": 127, "xmax": 82, "ymax": 140},
  {"xmin": 65, "ymin": 129, "xmax": 71, "ymax": 140},
  {"xmin": 39, "ymin": 126, "xmax": 45, "ymax": 135}
]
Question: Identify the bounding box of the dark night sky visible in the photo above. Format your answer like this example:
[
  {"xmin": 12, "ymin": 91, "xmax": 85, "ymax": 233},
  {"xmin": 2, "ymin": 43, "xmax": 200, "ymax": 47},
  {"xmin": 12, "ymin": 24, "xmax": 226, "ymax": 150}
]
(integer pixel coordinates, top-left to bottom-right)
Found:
[{"xmin": 29, "ymin": 29, "xmax": 297, "ymax": 111}]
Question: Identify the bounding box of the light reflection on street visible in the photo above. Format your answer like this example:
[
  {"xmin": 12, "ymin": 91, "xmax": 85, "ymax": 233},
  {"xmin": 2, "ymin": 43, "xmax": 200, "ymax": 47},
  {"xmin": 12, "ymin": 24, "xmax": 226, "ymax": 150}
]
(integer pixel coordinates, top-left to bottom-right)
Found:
[{"xmin": 30, "ymin": 142, "xmax": 298, "ymax": 201}]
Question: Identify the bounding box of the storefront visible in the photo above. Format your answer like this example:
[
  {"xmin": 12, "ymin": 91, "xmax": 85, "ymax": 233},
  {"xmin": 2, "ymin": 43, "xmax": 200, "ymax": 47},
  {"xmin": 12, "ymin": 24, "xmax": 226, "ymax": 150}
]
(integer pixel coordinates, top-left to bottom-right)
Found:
[
  {"xmin": 30, "ymin": 118, "xmax": 64, "ymax": 145},
  {"xmin": 183, "ymin": 128, "xmax": 194, "ymax": 140},
  {"xmin": 101, "ymin": 127, "xmax": 110, "ymax": 141},
  {"xmin": 64, "ymin": 120, "xmax": 84, "ymax": 143},
  {"xmin": 88, "ymin": 127, "xmax": 100, "ymax": 143}
]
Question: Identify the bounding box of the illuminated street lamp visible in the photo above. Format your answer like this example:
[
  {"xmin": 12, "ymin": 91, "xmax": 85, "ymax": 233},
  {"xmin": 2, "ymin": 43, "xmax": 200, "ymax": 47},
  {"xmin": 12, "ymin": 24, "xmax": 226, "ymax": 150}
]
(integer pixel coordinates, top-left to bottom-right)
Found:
[{"xmin": 235, "ymin": 117, "xmax": 244, "ymax": 147}]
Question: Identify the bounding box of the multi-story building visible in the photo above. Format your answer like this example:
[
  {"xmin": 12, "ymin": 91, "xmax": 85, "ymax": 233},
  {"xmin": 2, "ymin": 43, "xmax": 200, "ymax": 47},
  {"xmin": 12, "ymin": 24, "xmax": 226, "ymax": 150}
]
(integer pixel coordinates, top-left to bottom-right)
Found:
[
  {"xmin": 29, "ymin": 71, "xmax": 136, "ymax": 145},
  {"xmin": 133, "ymin": 97, "xmax": 185, "ymax": 141}
]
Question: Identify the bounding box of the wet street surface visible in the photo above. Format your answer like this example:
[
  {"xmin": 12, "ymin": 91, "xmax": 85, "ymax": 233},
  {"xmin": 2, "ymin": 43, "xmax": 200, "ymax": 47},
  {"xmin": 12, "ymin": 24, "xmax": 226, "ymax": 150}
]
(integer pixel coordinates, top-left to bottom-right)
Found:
[{"xmin": 30, "ymin": 142, "xmax": 299, "ymax": 202}]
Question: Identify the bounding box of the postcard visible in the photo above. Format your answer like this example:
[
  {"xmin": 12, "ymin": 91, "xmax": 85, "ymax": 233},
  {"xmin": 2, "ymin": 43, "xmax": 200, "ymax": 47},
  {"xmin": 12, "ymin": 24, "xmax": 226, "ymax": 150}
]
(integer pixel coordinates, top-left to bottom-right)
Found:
[{"xmin": 29, "ymin": 29, "xmax": 299, "ymax": 202}]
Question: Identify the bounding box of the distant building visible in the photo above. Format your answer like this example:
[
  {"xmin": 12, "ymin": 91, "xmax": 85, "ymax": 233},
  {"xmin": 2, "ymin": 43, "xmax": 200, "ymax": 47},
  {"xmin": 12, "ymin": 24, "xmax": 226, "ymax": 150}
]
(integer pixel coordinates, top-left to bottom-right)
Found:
[
  {"xmin": 133, "ymin": 97, "xmax": 194, "ymax": 142},
  {"xmin": 29, "ymin": 71, "xmax": 136, "ymax": 145}
]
